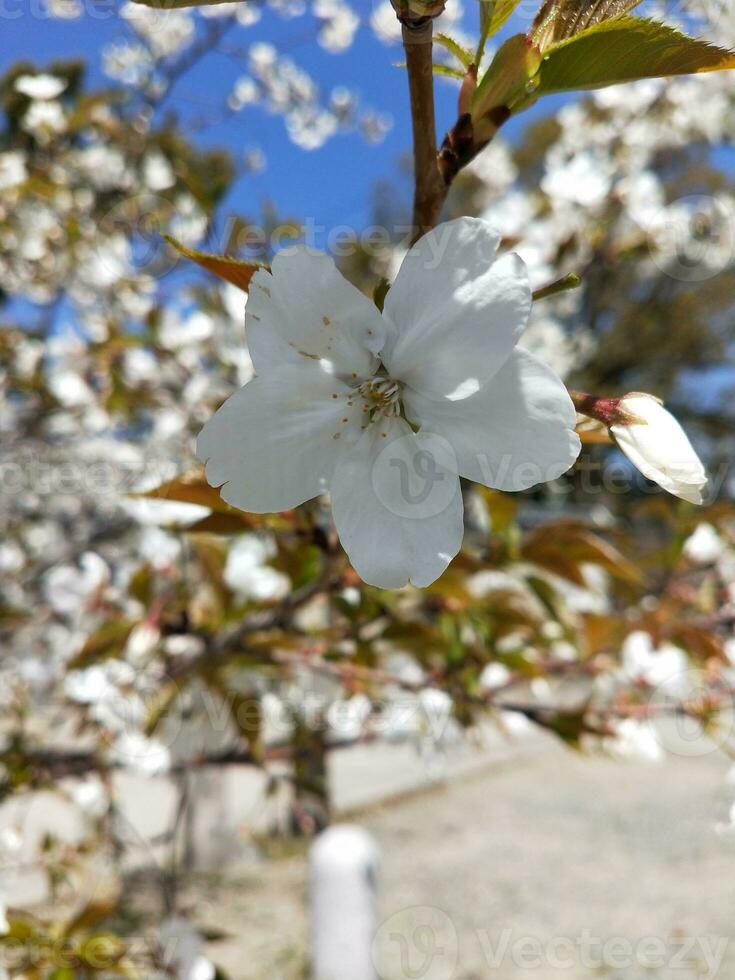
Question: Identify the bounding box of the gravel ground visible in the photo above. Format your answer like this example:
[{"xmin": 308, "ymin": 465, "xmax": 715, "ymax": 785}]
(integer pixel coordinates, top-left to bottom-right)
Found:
[{"xmin": 193, "ymin": 734, "xmax": 735, "ymax": 980}]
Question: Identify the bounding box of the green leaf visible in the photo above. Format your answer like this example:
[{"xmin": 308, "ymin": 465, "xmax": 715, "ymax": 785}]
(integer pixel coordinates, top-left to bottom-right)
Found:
[
  {"xmin": 479, "ymin": 0, "xmax": 521, "ymax": 42},
  {"xmin": 432, "ymin": 64, "xmax": 467, "ymax": 81},
  {"xmin": 68, "ymin": 620, "xmax": 137, "ymax": 670},
  {"xmin": 396, "ymin": 61, "xmax": 465, "ymax": 82},
  {"xmin": 1, "ymin": 913, "xmax": 42, "ymax": 945},
  {"xmin": 434, "ymin": 33, "xmax": 475, "ymax": 69},
  {"xmin": 533, "ymin": 17, "xmax": 735, "ymax": 98},
  {"xmin": 532, "ymin": 0, "xmax": 643, "ymax": 49},
  {"xmin": 477, "ymin": 0, "xmax": 521, "ymax": 66},
  {"xmin": 210, "ymin": 681, "xmax": 264, "ymax": 764},
  {"xmin": 471, "ymin": 34, "xmax": 542, "ymax": 142},
  {"xmin": 144, "ymin": 682, "xmax": 183, "ymax": 737},
  {"xmin": 128, "ymin": 564, "xmax": 153, "ymax": 605}
]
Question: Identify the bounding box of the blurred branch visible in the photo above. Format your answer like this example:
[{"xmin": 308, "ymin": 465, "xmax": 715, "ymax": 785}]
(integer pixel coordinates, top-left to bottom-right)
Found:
[
  {"xmin": 141, "ymin": 14, "xmax": 239, "ymax": 113},
  {"xmin": 15, "ymin": 678, "xmax": 735, "ymax": 785},
  {"xmin": 168, "ymin": 557, "xmax": 336, "ymax": 680}
]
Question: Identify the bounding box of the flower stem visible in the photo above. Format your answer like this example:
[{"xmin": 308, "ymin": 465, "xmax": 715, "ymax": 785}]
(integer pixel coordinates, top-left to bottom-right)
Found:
[
  {"xmin": 402, "ymin": 18, "xmax": 446, "ymax": 243},
  {"xmin": 569, "ymin": 390, "xmax": 640, "ymax": 427},
  {"xmin": 532, "ymin": 272, "xmax": 582, "ymax": 303}
]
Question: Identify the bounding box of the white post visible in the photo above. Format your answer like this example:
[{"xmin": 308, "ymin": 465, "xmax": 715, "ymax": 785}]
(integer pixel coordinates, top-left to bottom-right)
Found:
[{"xmin": 309, "ymin": 824, "xmax": 379, "ymax": 980}]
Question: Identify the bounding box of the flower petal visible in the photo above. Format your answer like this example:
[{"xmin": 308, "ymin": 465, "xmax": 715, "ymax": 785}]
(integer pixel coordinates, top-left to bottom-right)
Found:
[
  {"xmin": 402, "ymin": 347, "xmax": 581, "ymax": 491},
  {"xmin": 330, "ymin": 417, "xmax": 464, "ymax": 588},
  {"xmin": 197, "ymin": 363, "xmax": 363, "ymax": 513},
  {"xmin": 245, "ymin": 246, "xmax": 386, "ymax": 379},
  {"xmin": 381, "ymin": 218, "xmax": 531, "ymax": 399},
  {"xmin": 611, "ymin": 395, "xmax": 707, "ymax": 504}
]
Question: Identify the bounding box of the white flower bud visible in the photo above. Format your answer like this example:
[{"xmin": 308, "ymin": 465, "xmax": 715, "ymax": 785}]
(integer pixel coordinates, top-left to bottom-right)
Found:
[{"xmin": 610, "ymin": 394, "xmax": 707, "ymax": 504}]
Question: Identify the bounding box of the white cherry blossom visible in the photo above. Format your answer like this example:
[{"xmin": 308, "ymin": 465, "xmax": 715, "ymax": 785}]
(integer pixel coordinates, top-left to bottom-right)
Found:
[
  {"xmin": 223, "ymin": 534, "xmax": 291, "ymax": 600},
  {"xmin": 198, "ymin": 218, "xmax": 580, "ymax": 588},
  {"xmin": 607, "ymin": 719, "xmax": 663, "ymax": 763},
  {"xmin": 21, "ymin": 101, "xmax": 66, "ymax": 141},
  {"xmin": 541, "ymin": 150, "xmax": 614, "ymax": 209},
  {"xmin": 110, "ymin": 732, "xmax": 172, "ymax": 777},
  {"xmin": 14, "ymin": 74, "xmax": 67, "ymax": 101},
  {"xmin": 610, "ymin": 393, "xmax": 708, "ymax": 504},
  {"xmin": 622, "ymin": 631, "xmax": 688, "ymax": 692},
  {"xmin": 683, "ymin": 523, "xmax": 724, "ymax": 565},
  {"xmin": 0, "ymin": 152, "xmax": 27, "ymax": 191},
  {"xmin": 43, "ymin": 552, "xmax": 109, "ymax": 618}
]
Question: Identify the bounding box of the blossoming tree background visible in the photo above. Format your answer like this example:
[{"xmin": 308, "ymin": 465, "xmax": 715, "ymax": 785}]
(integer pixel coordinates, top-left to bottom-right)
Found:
[{"xmin": 4, "ymin": 0, "xmax": 735, "ymax": 976}]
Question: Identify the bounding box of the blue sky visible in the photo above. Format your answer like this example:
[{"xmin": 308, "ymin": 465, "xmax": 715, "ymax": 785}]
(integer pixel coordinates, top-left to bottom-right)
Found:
[
  {"xmin": 6, "ymin": 2, "xmax": 733, "ymax": 412},
  {"xmin": 4, "ymin": 1, "xmax": 560, "ymax": 239}
]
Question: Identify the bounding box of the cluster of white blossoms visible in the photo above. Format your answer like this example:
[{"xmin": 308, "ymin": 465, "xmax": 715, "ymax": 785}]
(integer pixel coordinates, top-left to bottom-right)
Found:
[
  {"xmin": 232, "ymin": 42, "xmax": 390, "ymax": 152},
  {"xmin": 0, "ymin": 75, "xmax": 208, "ymax": 311},
  {"xmin": 0, "ymin": 68, "xmax": 265, "ymax": 791},
  {"xmin": 120, "ymin": 2, "xmax": 197, "ymax": 60},
  {"xmin": 89, "ymin": 0, "xmax": 390, "ymax": 153}
]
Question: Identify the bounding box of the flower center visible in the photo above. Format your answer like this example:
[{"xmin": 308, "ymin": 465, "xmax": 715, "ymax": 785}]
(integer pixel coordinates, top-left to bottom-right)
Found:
[{"xmin": 357, "ymin": 377, "xmax": 401, "ymax": 420}]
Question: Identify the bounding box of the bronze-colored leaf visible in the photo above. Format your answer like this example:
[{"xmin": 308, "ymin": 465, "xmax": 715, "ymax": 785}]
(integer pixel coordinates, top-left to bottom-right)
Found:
[
  {"xmin": 576, "ymin": 420, "xmax": 612, "ymax": 445},
  {"xmin": 63, "ymin": 899, "xmax": 118, "ymax": 938},
  {"xmin": 668, "ymin": 625, "xmax": 725, "ymax": 664},
  {"xmin": 523, "ymin": 521, "xmax": 642, "ymax": 585},
  {"xmin": 132, "ymin": 468, "xmax": 236, "ymax": 516},
  {"xmin": 187, "ymin": 511, "xmax": 259, "ymax": 535},
  {"xmin": 165, "ymin": 235, "xmax": 267, "ymax": 293}
]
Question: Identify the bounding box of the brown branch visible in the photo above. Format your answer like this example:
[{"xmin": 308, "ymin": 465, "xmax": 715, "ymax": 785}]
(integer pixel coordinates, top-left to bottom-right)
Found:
[
  {"xmin": 167, "ymin": 558, "xmax": 335, "ymax": 681},
  {"xmin": 402, "ymin": 18, "xmax": 446, "ymax": 243},
  {"xmin": 400, "ymin": 12, "xmax": 512, "ymax": 240}
]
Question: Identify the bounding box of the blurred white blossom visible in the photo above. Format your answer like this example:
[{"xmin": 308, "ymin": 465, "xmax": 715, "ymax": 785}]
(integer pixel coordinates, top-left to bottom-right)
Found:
[
  {"xmin": 223, "ymin": 535, "xmax": 291, "ymax": 601},
  {"xmin": 684, "ymin": 523, "xmax": 724, "ymax": 565},
  {"xmin": 14, "ymin": 74, "xmax": 67, "ymax": 101},
  {"xmin": 158, "ymin": 918, "xmax": 215, "ymax": 980},
  {"xmin": 622, "ymin": 632, "xmax": 687, "ymax": 692}
]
